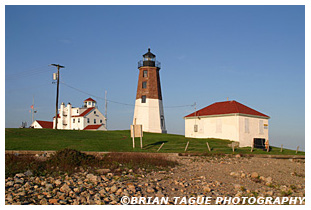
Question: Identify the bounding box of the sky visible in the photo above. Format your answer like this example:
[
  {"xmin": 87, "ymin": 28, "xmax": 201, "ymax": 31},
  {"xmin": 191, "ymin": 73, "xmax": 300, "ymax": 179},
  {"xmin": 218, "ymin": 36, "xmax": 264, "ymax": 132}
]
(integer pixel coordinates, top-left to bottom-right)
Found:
[{"xmin": 4, "ymin": 5, "xmax": 305, "ymax": 150}]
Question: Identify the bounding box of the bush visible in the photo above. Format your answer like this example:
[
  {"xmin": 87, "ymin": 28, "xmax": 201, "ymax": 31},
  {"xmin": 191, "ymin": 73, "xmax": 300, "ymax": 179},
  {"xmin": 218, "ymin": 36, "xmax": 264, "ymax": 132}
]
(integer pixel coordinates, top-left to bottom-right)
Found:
[{"xmin": 46, "ymin": 148, "xmax": 100, "ymax": 174}]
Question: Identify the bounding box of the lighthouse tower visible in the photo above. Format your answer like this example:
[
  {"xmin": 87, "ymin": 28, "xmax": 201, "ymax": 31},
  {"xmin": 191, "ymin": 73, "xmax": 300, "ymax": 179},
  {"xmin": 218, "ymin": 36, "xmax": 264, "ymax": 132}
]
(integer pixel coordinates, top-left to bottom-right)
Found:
[{"xmin": 133, "ymin": 48, "xmax": 167, "ymax": 133}]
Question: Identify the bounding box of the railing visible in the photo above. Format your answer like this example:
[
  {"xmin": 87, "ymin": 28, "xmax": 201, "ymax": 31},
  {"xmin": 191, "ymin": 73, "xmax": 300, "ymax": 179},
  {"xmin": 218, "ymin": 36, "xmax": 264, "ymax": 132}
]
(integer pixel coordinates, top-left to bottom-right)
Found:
[{"xmin": 138, "ymin": 60, "xmax": 161, "ymax": 69}]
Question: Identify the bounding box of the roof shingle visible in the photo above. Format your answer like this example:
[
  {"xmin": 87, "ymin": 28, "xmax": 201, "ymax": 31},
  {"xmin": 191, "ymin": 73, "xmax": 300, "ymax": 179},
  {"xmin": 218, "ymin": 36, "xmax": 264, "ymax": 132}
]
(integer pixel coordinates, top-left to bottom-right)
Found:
[{"xmin": 185, "ymin": 100, "xmax": 269, "ymax": 118}]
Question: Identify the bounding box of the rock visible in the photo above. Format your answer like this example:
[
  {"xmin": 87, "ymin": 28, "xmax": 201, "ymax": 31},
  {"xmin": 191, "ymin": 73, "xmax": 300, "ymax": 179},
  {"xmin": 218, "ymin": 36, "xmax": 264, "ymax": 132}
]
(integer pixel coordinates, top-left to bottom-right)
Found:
[
  {"xmin": 40, "ymin": 198, "xmax": 48, "ymax": 205},
  {"xmin": 49, "ymin": 199, "xmax": 59, "ymax": 204},
  {"xmin": 24, "ymin": 170, "xmax": 33, "ymax": 177},
  {"xmin": 45, "ymin": 184, "xmax": 53, "ymax": 189},
  {"xmin": 251, "ymin": 172, "xmax": 259, "ymax": 178},
  {"xmin": 86, "ymin": 174, "xmax": 99, "ymax": 183},
  {"xmin": 60, "ymin": 184, "xmax": 71, "ymax": 194},
  {"xmin": 14, "ymin": 178, "xmax": 24, "ymax": 184},
  {"xmin": 233, "ymin": 184, "xmax": 241, "ymax": 191},
  {"xmin": 241, "ymin": 173, "xmax": 246, "ymax": 178},
  {"xmin": 99, "ymin": 188, "xmax": 106, "ymax": 196},
  {"xmin": 203, "ymin": 186, "xmax": 211, "ymax": 192},
  {"xmin": 15, "ymin": 173, "xmax": 25, "ymax": 178},
  {"xmin": 235, "ymin": 154, "xmax": 241, "ymax": 158},
  {"xmin": 146, "ymin": 187, "xmax": 155, "ymax": 193},
  {"xmin": 54, "ymin": 180, "xmax": 62, "ymax": 185},
  {"xmin": 95, "ymin": 169, "xmax": 111, "ymax": 174},
  {"xmin": 266, "ymin": 177, "xmax": 272, "ymax": 183},
  {"xmin": 230, "ymin": 172, "xmax": 239, "ymax": 177},
  {"xmin": 110, "ymin": 185, "xmax": 118, "ymax": 193},
  {"xmin": 6, "ymin": 181, "xmax": 14, "ymax": 187}
]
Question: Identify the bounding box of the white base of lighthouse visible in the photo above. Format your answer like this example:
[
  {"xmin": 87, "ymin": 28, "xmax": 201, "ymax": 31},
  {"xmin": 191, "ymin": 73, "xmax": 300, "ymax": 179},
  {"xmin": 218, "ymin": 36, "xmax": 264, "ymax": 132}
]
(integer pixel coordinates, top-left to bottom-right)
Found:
[{"xmin": 133, "ymin": 99, "xmax": 167, "ymax": 133}]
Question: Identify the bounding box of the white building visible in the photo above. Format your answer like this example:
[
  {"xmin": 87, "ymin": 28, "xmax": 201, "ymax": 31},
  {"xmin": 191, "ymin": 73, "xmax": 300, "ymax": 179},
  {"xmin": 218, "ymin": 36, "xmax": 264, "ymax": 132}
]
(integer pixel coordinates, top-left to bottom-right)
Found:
[
  {"xmin": 184, "ymin": 100, "xmax": 270, "ymax": 147},
  {"xmin": 31, "ymin": 120, "xmax": 53, "ymax": 129},
  {"xmin": 53, "ymin": 98, "xmax": 107, "ymax": 131}
]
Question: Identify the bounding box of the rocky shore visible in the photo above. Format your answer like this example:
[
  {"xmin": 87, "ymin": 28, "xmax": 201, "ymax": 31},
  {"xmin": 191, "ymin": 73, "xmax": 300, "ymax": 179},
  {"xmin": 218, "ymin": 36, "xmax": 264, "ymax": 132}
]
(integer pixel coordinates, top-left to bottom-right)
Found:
[{"xmin": 5, "ymin": 154, "xmax": 305, "ymax": 205}]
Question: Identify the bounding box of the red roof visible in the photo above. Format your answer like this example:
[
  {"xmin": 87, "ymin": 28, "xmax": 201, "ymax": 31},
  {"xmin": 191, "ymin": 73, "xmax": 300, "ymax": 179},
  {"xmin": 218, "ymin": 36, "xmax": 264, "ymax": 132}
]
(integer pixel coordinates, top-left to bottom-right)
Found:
[
  {"xmin": 72, "ymin": 107, "xmax": 94, "ymax": 117},
  {"xmin": 84, "ymin": 98, "xmax": 96, "ymax": 102},
  {"xmin": 84, "ymin": 124, "xmax": 103, "ymax": 130},
  {"xmin": 185, "ymin": 100, "xmax": 269, "ymax": 118},
  {"xmin": 36, "ymin": 120, "xmax": 53, "ymax": 129}
]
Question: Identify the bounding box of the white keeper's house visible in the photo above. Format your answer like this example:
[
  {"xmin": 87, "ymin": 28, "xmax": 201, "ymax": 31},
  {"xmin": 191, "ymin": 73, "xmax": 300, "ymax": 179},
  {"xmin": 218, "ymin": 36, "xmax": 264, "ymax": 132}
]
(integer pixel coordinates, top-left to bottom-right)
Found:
[
  {"xmin": 53, "ymin": 98, "xmax": 107, "ymax": 131},
  {"xmin": 184, "ymin": 100, "xmax": 270, "ymax": 147}
]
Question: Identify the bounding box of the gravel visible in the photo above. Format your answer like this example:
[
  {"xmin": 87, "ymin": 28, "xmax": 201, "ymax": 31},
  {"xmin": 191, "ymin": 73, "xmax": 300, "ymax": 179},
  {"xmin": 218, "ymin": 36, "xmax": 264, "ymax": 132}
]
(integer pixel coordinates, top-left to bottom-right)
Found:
[{"xmin": 5, "ymin": 155, "xmax": 305, "ymax": 205}]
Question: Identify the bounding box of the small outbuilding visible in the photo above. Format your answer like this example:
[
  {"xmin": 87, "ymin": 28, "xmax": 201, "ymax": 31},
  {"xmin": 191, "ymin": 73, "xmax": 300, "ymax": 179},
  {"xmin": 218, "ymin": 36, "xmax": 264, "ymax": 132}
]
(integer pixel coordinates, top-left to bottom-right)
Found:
[
  {"xmin": 31, "ymin": 120, "xmax": 53, "ymax": 129},
  {"xmin": 184, "ymin": 100, "xmax": 270, "ymax": 147}
]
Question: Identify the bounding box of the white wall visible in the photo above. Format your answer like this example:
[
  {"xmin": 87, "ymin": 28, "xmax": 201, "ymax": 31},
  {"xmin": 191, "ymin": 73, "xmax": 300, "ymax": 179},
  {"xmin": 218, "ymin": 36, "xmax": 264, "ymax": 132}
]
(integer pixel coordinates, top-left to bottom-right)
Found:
[
  {"xmin": 238, "ymin": 116, "xmax": 269, "ymax": 147},
  {"xmin": 133, "ymin": 98, "xmax": 166, "ymax": 133},
  {"xmin": 185, "ymin": 114, "xmax": 269, "ymax": 147},
  {"xmin": 31, "ymin": 121, "xmax": 43, "ymax": 129},
  {"xmin": 185, "ymin": 115, "xmax": 239, "ymax": 142}
]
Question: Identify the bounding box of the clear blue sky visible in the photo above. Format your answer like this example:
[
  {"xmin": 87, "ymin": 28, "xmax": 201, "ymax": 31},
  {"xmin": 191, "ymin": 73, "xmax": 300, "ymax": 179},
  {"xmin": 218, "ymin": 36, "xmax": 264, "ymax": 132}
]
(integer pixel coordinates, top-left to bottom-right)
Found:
[{"xmin": 5, "ymin": 5, "xmax": 305, "ymax": 150}]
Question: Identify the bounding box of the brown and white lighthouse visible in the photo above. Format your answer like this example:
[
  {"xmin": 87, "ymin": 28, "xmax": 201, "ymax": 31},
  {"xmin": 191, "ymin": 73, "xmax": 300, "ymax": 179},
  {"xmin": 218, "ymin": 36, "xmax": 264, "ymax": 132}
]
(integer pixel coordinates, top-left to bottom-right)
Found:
[{"xmin": 133, "ymin": 48, "xmax": 167, "ymax": 133}]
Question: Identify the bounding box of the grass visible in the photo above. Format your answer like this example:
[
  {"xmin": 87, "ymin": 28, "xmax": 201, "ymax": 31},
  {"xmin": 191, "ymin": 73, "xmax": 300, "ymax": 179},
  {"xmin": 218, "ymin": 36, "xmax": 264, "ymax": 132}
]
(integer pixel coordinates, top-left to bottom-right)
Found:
[
  {"xmin": 5, "ymin": 148, "xmax": 178, "ymax": 177},
  {"xmin": 5, "ymin": 128, "xmax": 305, "ymax": 155}
]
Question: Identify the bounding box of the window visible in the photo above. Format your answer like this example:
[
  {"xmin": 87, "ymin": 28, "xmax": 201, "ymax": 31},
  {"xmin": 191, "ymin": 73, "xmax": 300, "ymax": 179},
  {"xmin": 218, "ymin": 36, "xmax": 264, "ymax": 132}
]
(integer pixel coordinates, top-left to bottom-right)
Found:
[
  {"xmin": 194, "ymin": 124, "xmax": 198, "ymax": 132},
  {"xmin": 73, "ymin": 119, "xmax": 75, "ymax": 123},
  {"xmin": 94, "ymin": 111, "xmax": 96, "ymax": 114},
  {"xmin": 94, "ymin": 119, "xmax": 96, "ymax": 124},
  {"xmin": 88, "ymin": 102, "xmax": 91, "ymax": 105},
  {"xmin": 160, "ymin": 116, "xmax": 164, "ymax": 128},
  {"xmin": 143, "ymin": 70, "xmax": 148, "ymax": 77},
  {"xmin": 142, "ymin": 81, "xmax": 147, "ymax": 89},
  {"xmin": 78, "ymin": 118, "xmax": 80, "ymax": 123},
  {"xmin": 259, "ymin": 120, "xmax": 264, "ymax": 134},
  {"xmin": 216, "ymin": 119, "xmax": 222, "ymax": 133},
  {"xmin": 245, "ymin": 118, "xmax": 249, "ymax": 133},
  {"xmin": 141, "ymin": 95, "xmax": 146, "ymax": 103},
  {"xmin": 76, "ymin": 110, "xmax": 79, "ymax": 113},
  {"xmin": 100, "ymin": 119, "xmax": 103, "ymax": 123},
  {"xmin": 87, "ymin": 118, "xmax": 90, "ymax": 123}
]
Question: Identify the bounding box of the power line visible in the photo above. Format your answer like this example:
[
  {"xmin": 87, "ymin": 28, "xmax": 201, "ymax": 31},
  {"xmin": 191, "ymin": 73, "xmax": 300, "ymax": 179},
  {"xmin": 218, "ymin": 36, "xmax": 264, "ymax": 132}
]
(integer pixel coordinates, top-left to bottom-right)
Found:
[
  {"xmin": 6, "ymin": 65, "xmax": 54, "ymax": 81},
  {"xmin": 60, "ymin": 81, "xmax": 194, "ymax": 109}
]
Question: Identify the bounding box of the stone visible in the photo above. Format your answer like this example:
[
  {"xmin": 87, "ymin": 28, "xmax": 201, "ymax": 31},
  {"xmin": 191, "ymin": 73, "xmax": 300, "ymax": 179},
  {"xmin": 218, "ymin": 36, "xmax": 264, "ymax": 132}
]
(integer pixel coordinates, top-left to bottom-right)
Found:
[
  {"xmin": 251, "ymin": 172, "xmax": 259, "ymax": 178},
  {"xmin": 49, "ymin": 199, "xmax": 59, "ymax": 204},
  {"xmin": 99, "ymin": 188, "xmax": 106, "ymax": 196},
  {"xmin": 60, "ymin": 184, "xmax": 71, "ymax": 194},
  {"xmin": 146, "ymin": 187, "xmax": 155, "ymax": 193},
  {"xmin": 86, "ymin": 174, "xmax": 99, "ymax": 183},
  {"xmin": 203, "ymin": 186, "xmax": 211, "ymax": 192},
  {"xmin": 230, "ymin": 172, "xmax": 239, "ymax": 177},
  {"xmin": 15, "ymin": 173, "xmax": 25, "ymax": 178},
  {"xmin": 45, "ymin": 184, "xmax": 53, "ymax": 189},
  {"xmin": 95, "ymin": 169, "xmax": 111, "ymax": 174},
  {"xmin": 54, "ymin": 180, "xmax": 62, "ymax": 185},
  {"xmin": 110, "ymin": 185, "xmax": 118, "ymax": 193},
  {"xmin": 24, "ymin": 170, "xmax": 33, "ymax": 177},
  {"xmin": 233, "ymin": 184, "xmax": 241, "ymax": 191},
  {"xmin": 6, "ymin": 181, "xmax": 14, "ymax": 187},
  {"xmin": 14, "ymin": 178, "xmax": 24, "ymax": 184},
  {"xmin": 40, "ymin": 198, "xmax": 48, "ymax": 205},
  {"xmin": 266, "ymin": 177, "xmax": 272, "ymax": 183}
]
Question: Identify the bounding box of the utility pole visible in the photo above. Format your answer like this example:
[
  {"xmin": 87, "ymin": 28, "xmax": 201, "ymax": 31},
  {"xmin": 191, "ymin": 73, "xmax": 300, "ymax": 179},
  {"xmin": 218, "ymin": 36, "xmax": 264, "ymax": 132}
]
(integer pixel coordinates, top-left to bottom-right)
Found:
[
  {"xmin": 50, "ymin": 64, "xmax": 65, "ymax": 130},
  {"xmin": 32, "ymin": 96, "xmax": 34, "ymax": 123},
  {"xmin": 105, "ymin": 90, "xmax": 108, "ymax": 130}
]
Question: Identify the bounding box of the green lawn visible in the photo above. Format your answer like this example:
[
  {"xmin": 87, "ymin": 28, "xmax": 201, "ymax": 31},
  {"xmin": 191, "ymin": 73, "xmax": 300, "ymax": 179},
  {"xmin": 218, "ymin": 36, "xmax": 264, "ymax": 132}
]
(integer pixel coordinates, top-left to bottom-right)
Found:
[{"xmin": 5, "ymin": 128, "xmax": 304, "ymax": 155}]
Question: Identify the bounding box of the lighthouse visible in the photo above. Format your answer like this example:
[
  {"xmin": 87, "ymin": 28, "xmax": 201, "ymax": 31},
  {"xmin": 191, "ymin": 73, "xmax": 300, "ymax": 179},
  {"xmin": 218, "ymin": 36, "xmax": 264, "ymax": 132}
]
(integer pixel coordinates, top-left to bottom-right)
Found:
[{"xmin": 133, "ymin": 48, "xmax": 167, "ymax": 133}]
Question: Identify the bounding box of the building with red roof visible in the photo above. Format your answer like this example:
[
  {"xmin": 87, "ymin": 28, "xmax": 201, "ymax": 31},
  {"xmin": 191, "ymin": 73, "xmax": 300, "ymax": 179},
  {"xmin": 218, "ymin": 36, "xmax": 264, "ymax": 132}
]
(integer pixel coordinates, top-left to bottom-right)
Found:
[
  {"xmin": 184, "ymin": 100, "xmax": 270, "ymax": 147},
  {"xmin": 52, "ymin": 98, "xmax": 106, "ymax": 131},
  {"xmin": 31, "ymin": 120, "xmax": 53, "ymax": 129}
]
